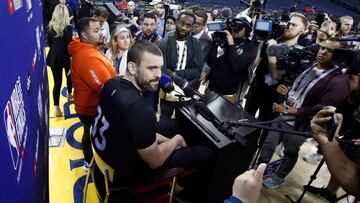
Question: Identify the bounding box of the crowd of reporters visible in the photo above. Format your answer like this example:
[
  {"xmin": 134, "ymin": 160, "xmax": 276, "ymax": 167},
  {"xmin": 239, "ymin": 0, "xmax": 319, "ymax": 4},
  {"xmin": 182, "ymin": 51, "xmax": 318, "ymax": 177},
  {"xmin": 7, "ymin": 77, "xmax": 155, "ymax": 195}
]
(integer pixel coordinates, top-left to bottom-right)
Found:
[{"xmin": 44, "ymin": 0, "xmax": 360, "ymax": 202}]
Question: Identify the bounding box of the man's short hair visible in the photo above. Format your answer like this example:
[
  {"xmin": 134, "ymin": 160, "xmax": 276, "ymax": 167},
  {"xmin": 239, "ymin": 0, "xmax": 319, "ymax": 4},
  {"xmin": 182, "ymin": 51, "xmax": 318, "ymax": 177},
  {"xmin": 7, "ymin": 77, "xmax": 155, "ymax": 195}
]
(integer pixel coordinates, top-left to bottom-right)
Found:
[
  {"xmin": 327, "ymin": 37, "xmax": 348, "ymax": 49},
  {"xmin": 339, "ymin": 15, "xmax": 353, "ymax": 24},
  {"xmin": 77, "ymin": 17, "xmax": 98, "ymax": 40},
  {"xmin": 128, "ymin": 1, "xmax": 135, "ymax": 6},
  {"xmin": 290, "ymin": 12, "xmax": 308, "ymax": 30},
  {"xmin": 141, "ymin": 11, "xmax": 157, "ymax": 23},
  {"xmin": 166, "ymin": 15, "xmax": 176, "ymax": 23},
  {"xmin": 187, "ymin": 5, "xmax": 201, "ymax": 13},
  {"xmin": 93, "ymin": 6, "xmax": 109, "ymax": 18},
  {"xmin": 177, "ymin": 11, "xmax": 196, "ymax": 25},
  {"xmin": 194, "ymin": 9, "xmax": 208, "ymax": 24},
  {"xmin": 127, "ymin": 41, "xmax": 163, "ymax": 66}
]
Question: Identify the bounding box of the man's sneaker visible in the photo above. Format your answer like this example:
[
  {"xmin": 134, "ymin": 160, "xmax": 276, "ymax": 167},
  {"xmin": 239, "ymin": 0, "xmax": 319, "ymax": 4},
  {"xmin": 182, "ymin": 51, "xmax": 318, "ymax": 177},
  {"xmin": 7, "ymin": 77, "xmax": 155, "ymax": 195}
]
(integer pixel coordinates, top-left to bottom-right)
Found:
[
  {"xmin": 83, "ymin": 161, "xmax": 90, "ymax": 172},
  {"xmin": 263, "ymin": 175, "xmax": 285, "ymax": 189},
  {"xmin": 303, "ymin": 151, "xmax": 323, "ymax": 163},
  {"xmin": 304, "ymin": 185, "xmax": 337, "ymax": 202}
]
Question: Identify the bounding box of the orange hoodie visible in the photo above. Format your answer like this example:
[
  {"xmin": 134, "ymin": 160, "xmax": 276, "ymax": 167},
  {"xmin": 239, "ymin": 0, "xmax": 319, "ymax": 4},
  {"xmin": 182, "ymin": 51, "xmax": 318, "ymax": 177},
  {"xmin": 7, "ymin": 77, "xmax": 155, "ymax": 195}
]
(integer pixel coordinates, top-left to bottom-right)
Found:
[{"xmin": 68, "ymin": 37, "xmax": 117, "ymax": 116}]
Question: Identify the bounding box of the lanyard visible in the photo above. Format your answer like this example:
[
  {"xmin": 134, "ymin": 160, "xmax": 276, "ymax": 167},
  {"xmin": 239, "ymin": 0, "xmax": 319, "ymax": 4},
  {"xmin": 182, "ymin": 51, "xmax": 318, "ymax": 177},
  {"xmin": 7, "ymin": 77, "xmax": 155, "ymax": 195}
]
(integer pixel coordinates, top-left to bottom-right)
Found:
[{"xmin": 291, "ymin": 64, "xmax": 331, "ymax": 99}]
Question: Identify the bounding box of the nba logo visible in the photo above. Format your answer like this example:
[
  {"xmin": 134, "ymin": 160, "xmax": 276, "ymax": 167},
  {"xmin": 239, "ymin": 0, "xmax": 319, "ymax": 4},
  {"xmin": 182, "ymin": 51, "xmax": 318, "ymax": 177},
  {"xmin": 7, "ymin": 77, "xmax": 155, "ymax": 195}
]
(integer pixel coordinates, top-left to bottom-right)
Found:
[{"xmin": 3, "ymin": 101, "xmax": 20, "ymax": 170}]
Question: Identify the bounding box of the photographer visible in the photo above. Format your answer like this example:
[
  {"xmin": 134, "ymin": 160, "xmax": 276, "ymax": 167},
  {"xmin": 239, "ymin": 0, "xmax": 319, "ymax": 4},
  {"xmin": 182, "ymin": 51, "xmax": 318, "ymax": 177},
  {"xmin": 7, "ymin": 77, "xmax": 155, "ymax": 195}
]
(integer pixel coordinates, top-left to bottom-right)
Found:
[
  {"xmin": 206, "ymin": 16, "xmax": 258, "ymax": 101},
  {"xmin": 310, "ymin": 106, "xmax": 360, "ymax": 198},
  {"xmin": 245, "ymin": 12, "xmax": 308, "ymax": 121},
  {"xmin": 253, "ymin": 38, "xmax": 349, "ymax": 188}
]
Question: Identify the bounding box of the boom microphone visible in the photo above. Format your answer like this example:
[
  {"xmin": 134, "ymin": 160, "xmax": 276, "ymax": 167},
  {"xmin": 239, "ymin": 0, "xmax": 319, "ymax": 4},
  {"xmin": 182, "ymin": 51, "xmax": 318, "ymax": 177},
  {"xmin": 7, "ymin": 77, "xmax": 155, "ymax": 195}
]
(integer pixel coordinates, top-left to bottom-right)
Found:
[{"xmin": 334, "ymin": 36, "xmax": 360, "ymax": 42}]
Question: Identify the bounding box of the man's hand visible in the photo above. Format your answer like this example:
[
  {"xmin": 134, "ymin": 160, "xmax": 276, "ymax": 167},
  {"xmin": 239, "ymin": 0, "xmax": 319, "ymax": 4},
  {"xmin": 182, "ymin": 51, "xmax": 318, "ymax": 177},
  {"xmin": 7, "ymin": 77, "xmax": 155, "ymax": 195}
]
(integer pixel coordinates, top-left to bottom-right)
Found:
[
  {"xmin": 276, "ymin": 84, "xmax": 290, "ymax": 95},
  {"xmin": 224, "ymin": 30, "xmax": 234, "ymax": 46},
  {"xmin": 267, "ymin": 39, "xmax": 277, "ymax": 47},
  {"xmin": 272, "ymin": 103, "xmax": 286, "ymax": 113},
  {"xmin": 232, "ymin": 163, "xmax": 266, "ymax": 203},
  {"xmin": 310, "ymin": 106, "xmax": 343, "ymax": 145},
  {"xmin": 156, "ymin": 133, "xmax": 170, "ymax": 144},
  {"xmin": 173, "ymin": 134, "xmax": 187, "ymax": 149}
]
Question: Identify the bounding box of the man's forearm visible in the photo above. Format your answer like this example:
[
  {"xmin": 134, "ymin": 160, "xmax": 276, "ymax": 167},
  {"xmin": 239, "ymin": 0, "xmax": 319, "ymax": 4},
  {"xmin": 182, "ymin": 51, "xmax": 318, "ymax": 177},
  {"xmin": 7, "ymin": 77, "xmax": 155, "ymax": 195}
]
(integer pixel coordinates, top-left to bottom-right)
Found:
[
  {"xmin": 156, "ymin": 138, "xmax": 180, "ymax": 167},
  {"xmin": 319, "ymin": 141, "xmax": 360, "ymax": 197}
]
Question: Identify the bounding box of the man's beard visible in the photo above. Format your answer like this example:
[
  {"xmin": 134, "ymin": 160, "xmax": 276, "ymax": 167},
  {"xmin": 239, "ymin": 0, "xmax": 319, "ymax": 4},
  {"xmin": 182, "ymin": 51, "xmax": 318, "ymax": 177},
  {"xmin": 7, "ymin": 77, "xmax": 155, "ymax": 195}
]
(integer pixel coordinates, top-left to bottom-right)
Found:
[{"xmin": 135, "ymin": 75, "xmax": 158, "ymax": 92}]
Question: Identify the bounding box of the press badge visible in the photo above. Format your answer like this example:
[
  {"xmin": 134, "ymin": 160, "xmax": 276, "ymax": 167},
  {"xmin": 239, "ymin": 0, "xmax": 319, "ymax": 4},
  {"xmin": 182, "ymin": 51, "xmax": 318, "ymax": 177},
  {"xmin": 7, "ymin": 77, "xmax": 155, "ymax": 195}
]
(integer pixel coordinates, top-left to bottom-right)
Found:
[{"xmin": 285, "ymin": 97, "xmax": 297, "ymax": 108}]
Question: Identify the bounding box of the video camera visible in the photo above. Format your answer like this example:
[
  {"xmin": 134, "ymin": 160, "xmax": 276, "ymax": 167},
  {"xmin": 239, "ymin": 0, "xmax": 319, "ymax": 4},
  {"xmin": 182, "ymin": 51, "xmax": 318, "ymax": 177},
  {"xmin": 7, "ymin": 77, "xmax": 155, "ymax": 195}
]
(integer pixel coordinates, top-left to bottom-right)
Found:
[
  {"xmin": 267, "ymin": 44, "xmax": 317, "ymax": 103},
  {"xmin": 210, "ymin": 17, "xmax": 252, "ymax": 48},
  {"xmin": 254, "ymin": 12, "xmax": 290, "ymax": 41},
  {"xmin": 333, "ymin": 48, "xmax": 360, "ymax": 75}
]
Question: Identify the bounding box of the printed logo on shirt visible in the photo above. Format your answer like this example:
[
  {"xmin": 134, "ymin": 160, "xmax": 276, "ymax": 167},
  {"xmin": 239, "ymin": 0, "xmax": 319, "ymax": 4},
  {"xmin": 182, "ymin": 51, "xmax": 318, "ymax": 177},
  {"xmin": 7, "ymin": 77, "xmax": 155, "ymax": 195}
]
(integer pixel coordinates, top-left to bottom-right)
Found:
[{"xmin": 236, "ymin": 48, "xmax": 244, "ymax": 56}]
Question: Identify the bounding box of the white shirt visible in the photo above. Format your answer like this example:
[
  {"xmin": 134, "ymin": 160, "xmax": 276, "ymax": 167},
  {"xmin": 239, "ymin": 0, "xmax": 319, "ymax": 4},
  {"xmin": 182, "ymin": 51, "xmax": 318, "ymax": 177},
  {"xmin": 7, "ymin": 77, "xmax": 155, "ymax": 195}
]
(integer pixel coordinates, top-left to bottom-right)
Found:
[{"xmin": 176, "ymin": 40, "xmax": 187, "ymax": 70}]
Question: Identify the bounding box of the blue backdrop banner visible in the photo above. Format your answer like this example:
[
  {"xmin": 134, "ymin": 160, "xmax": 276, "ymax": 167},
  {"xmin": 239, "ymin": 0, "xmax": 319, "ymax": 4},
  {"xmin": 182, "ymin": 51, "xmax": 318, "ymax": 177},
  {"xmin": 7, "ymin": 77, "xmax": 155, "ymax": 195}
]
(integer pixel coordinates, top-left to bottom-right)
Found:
[{"xmin": 0, "ymin": 0, "xmax": 49, "ymax": 201}]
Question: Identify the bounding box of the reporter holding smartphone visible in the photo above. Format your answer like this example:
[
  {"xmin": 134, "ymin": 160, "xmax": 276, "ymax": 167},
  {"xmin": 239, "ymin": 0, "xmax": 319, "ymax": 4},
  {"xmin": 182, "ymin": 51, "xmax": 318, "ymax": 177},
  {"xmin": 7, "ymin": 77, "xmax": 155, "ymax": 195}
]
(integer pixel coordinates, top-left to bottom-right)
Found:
[
  {"xmin": 305, "ymin": 71, "xmax": 360, "ymax": 200},
  {"xmin": 310, "ymin": 106, "xmax": 360, "ymax": 198}
]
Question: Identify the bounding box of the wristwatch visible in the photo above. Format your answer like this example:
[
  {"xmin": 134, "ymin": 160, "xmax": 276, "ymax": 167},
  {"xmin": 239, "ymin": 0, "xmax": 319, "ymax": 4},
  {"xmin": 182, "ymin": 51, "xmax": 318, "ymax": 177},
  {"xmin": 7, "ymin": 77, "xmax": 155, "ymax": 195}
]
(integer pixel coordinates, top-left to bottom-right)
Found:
[{"xmin": 283, "ymin": 107, "xmax": 289, "ymax": 115}]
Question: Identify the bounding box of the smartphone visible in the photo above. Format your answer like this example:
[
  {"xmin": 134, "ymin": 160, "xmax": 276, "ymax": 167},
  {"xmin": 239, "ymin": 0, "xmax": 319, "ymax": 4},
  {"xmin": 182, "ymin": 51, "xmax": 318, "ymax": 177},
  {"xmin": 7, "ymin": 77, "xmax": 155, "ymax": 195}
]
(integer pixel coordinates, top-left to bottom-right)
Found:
[
  {"xmin": 315, "ymin": 13, "xmax": 325, "ymax": 26},
  {"xmin": 326, "ymin": 112, "xmax": 338, "ymax": 141}
]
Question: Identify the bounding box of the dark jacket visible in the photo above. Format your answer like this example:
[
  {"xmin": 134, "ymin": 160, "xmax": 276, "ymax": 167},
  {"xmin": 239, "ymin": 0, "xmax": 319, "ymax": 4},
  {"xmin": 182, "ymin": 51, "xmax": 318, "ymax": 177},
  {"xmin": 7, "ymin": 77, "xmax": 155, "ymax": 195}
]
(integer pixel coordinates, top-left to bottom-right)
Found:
[
  {"xmin": 46, "ymin": 25, "xmax": 73, "ymax": 69},
  {"xmin": 296, "ymin": 67, "xmax": 350, "ymax": 131},
  {"xmin": 158, "ymin": 31, "xmax": 203, "ymax": 81},
  {"xmin": 207, "ymin": 38, "xmax": 258, "ymax": 95},
  {"xmin": 197, "ymin": 31, "xmax": 212, "ymax": 74}
]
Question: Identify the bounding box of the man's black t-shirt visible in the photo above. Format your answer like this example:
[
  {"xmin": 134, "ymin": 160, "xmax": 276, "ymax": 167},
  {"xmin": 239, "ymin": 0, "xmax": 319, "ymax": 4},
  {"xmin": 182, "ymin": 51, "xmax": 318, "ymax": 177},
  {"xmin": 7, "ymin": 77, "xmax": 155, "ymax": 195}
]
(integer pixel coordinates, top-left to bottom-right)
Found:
[{"xmin": 91, "ymin": 77, "xmax": 156, "ymax": 186}]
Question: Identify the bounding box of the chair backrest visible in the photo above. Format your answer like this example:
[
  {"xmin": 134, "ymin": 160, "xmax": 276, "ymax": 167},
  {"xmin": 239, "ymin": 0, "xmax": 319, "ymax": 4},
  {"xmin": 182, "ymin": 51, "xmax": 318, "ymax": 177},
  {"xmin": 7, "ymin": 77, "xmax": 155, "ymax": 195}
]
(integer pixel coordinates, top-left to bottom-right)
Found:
[{"xmin": 91, "ymin": 144, "xmax": 115, "ymax": 182}]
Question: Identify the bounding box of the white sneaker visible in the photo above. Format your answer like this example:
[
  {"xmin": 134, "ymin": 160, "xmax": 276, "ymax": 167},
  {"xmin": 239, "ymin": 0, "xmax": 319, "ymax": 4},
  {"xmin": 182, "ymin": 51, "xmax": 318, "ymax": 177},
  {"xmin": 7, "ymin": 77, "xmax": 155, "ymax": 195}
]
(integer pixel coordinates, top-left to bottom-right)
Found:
[
  {"xmin": 303, "ymin": 151, "xmax": 323, "ymax": 163},
  {"xmin": 83, "ymin": 161, "xmax": 90, "ymax": 172}
]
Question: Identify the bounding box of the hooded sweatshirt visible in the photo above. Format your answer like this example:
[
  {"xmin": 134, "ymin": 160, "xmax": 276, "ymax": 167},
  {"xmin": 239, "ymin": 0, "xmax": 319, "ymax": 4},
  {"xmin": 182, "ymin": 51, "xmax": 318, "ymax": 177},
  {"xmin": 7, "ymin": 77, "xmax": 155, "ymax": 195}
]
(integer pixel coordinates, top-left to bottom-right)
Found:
[{"xmin": 68, "ymin": 37, "xmax": 117, "ymax": 116}]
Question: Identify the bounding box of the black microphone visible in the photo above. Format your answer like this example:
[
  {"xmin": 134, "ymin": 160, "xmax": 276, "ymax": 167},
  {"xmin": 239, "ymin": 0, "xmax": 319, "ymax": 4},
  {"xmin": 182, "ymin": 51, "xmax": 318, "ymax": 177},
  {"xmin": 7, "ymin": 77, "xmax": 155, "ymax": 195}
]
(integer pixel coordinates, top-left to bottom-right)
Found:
[
  {"xmin": 172, "ymin": 75, "xmax": 202, "ymax": 101},
  {"xmin": 334, "ymin": 36, "xmax": 360, "ymax": 42},
  {"xmin": 266, "ymin": 44, "xmax": 291, "ymax": 58},
  {"xmin": 194, "ymin": 102, "xmax": 221, "ymax": 142}
]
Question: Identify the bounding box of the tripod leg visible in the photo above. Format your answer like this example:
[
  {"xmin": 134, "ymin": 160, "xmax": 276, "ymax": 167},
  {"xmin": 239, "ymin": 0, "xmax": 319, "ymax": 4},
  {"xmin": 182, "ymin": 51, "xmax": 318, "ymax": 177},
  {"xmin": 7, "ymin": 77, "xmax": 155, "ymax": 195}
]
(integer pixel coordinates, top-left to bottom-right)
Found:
[
  {"xmin": 286, "ymin": 158, "xmax": 325, "ymax": 203},
  {"xmin": 250, "ymin": 129, "xmax": 267, "ymax": 168}
]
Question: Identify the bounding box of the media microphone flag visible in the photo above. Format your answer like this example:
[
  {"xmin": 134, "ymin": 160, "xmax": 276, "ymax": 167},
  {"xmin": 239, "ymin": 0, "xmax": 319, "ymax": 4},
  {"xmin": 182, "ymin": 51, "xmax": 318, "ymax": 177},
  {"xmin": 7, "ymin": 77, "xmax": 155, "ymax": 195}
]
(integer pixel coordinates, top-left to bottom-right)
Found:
[{"xmin": 159, "ymin": 74, "xmax": 174, "ymax": 93}]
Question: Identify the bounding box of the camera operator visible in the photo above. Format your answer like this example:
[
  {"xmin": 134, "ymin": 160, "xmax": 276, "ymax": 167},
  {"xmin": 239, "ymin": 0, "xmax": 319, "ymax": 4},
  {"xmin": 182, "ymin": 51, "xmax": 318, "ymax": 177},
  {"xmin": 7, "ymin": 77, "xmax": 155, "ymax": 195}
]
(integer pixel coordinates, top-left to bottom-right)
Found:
[
  {"xmin": 206, "ymin": 16, "xmax": 257, "ymax": 101},
  {"xmin": 245, "ymin": 12, "xmax": 308, "ymax": 121},
  {"xmin": 310, "ymin": 106, "xmax": 360, "ymax": 198},
  {"xmin": 252, "ymin": 38, "xmax": 350, "ymax": 189}
]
